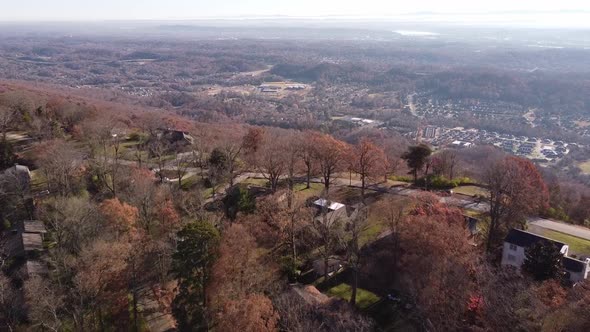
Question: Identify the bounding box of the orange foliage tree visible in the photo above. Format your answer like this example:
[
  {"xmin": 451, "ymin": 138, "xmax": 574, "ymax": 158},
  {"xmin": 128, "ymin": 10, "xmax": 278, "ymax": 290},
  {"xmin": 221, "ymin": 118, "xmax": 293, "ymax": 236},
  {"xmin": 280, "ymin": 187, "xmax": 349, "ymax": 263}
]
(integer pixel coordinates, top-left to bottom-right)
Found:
[
  {"xmin": 216, "ymin": 294, "xmax": 279, "ymax": 332},
  {"xmin": 397, "ymin": 193, "xmax": 478, "ymax": 330},
  {"xmin": 208, "ymin": 224, "xmax": 278, "ymax": 330},
  {"xmin": 349, "ymin": 138, "xmax": 388, "ymax": 201},
  {"xmin": 311, "ymin": 133, "xmax": 349, "ymax": 193},
  {"xmin": 100, "ymin": 198, "xmax": 139, "ymax": 235}
]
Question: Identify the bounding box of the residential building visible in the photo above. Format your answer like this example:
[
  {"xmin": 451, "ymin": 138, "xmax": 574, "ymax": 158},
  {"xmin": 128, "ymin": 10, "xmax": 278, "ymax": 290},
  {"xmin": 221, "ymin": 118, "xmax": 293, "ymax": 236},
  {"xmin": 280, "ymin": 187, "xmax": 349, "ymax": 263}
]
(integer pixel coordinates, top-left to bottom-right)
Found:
[{"xmin": 501, "ymin": 229, "xmax": 590, "ymax": 282}]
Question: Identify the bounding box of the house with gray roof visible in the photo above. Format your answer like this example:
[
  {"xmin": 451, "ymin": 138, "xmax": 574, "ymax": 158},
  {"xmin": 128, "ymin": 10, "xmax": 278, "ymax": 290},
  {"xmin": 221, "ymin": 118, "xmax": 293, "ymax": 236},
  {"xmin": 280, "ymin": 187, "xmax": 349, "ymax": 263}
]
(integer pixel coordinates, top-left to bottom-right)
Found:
[{"xmin": 502, "ymin": 229, "xmax": 590, "ymax": 282}]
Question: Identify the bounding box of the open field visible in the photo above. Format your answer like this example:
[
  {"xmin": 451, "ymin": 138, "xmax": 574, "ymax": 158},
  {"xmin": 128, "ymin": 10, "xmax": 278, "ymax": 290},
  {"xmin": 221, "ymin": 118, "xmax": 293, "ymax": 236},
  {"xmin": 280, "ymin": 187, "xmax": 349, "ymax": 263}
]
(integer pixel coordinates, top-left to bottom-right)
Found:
[{"xmin": 453, "ymin": 185, "xmax": 488, "ymax": 197}]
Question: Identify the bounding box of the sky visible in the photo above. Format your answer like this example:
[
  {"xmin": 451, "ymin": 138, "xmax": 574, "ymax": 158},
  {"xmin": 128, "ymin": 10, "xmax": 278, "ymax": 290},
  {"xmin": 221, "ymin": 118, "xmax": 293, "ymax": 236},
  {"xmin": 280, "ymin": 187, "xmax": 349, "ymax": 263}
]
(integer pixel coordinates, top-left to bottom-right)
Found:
[{"xmin": 1, "ymin": 0, "xmax": 589, "ymax": 23}]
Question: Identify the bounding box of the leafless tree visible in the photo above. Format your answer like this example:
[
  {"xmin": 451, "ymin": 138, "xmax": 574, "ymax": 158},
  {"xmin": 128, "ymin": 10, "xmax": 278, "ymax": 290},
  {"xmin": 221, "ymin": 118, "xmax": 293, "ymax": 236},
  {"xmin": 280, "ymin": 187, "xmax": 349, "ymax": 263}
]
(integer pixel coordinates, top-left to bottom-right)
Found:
[
  {"xmin": 37, "ymin": 140, "xmax": 84, "ymax": 196},
  {"xmin": 345, "ymin": 205, "xmax": 369, "ymax": 306},
  {"xmin": 150, "ymin": 139, "xmax": 169, "ymax": 183},
  {"xmin": 349, "ymin": 138, "xmax": 388, "ymax": 201},
  {"xmin": 298, "ymin": 132, "xmax": 316, "ymax": 189},
  {"xmin": 173, "ymin": 152, "xmax": 194, "ymax": 189},
  {"xmin": 23, "ymin": 277, "xmax": 64, "ymax": 332},
  {"xmin": 255, "ymin": 130, "xmax": 290, "ymax": 193},
  {"xmin": 311, "ymin": 195, "xmax": 345, "ymax": 282},
  {"xmin": 0, "ymin": 275, "xmax": 24, "ymax": 331},
  {"xmin": 0, "ymin": 105, "xmax": 16, "ymax": 141},
  {"xmin": 39, "ymin": 196, "xmax": 100, "ymax": 254}
]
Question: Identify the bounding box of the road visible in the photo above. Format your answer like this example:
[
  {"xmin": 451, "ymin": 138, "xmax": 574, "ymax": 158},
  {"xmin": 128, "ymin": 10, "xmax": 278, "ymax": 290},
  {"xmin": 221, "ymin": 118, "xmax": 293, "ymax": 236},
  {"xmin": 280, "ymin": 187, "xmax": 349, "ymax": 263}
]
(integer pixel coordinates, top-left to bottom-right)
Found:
[
  {"xmin": 106, "ymin": 158, "xmax": 492, "ymax": 212},
  {"xmin": 527, "ymin": 217, "xmax": 590, "ymax": 241}
]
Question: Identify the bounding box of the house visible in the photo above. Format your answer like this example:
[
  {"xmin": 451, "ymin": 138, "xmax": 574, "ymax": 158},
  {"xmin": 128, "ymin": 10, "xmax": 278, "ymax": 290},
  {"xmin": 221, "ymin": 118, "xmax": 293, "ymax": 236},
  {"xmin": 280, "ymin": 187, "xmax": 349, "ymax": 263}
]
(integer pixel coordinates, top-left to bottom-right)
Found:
[
  {"xmin": 313, "ymin": 257, "xmax": 344, "ymax": 277},
  {"xmin": 312, "ymin": 198, "xmax": 358, "ymax": 225},
  {"xmin": 23, "ymin": 220, "xmax": 48, "ymax": 237},
  {"xmin": 563, "ymin": 256, "xmax": 590, "ymax": 282},
  {"xmin": 25, "ymin": 260, "xmax": 49, "ymax": 278},
  {"xmin": 463, "ymin": 215, "xmax": 480, "ymax": 237},
  {"xmin": 158, "ymin": 128, "xmax": 194, "ymax": 145},
  {"xmin": 21, "ymin": 233, "xmax": 44, "ymax": 253},
  {"xmin": 13, "ymin": 220, "xmax": 47, "ymax": 257},
  {"xmin": 502, "ymin": 229, "xmax": 568, "ymax": 268},
  {"xmin": 501, "ymin": 229, "xmax": 590, "ymax": 282},
  {"xmin": 313, "ymin": 198, "xmax": 345, "ymax": 212},
  {"xmin": 0, "ymin": 163, "xmax": 31, "ymax": 190}
]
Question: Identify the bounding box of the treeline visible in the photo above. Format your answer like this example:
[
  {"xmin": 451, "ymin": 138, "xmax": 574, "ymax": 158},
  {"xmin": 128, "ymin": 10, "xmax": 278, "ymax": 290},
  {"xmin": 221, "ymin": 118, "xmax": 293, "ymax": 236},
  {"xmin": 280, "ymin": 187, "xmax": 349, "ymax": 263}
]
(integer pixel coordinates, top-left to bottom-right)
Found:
[{"xmin": 2, "ymin": 86, "xmax": 590, "ymax": 331}]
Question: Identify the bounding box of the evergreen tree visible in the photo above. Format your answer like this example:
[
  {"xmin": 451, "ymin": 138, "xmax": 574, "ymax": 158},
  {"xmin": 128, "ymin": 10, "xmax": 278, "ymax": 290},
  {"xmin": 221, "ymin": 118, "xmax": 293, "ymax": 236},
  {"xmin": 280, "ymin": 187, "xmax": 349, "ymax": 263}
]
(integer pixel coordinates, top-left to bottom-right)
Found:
[
  {"xmin": 172, "ymin": 221, "xmax": 220, "ymax": 332},
  {"xmin": 523, "ymin": 241, "xmax": 565, "ymax": 281}
]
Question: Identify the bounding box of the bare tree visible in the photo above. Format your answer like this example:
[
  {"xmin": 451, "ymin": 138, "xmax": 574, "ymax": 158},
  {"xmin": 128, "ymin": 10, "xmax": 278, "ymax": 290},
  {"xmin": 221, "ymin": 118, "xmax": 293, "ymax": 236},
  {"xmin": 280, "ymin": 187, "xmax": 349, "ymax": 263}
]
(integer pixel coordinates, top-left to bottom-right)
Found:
[
  {"xmin": 299, "ymin": 133, "xmax": 316, "ymax": 190},
  {"xmin": 349, "ymin": 138, "xmax": 388, "ymax": 201},
  {"xmin": 0, "ymin": 274, "xmax": 24, "ymax": 331},
  {"xmin": 24, "ymin": 276, "xmax": 64, "ymax": 332},
  {"xmin": 173, "ymin": 152, "xmax": 193, "ymax": 189},
  {"xmin": 150, "ymin": 139, "xmax": 169, "ymax": 183},
  {"xmin": 39, "ymin": 196, "xmax": 100, "ymax": 254},
  {"xmin": 254, "ymin": 130, "xmax": 290, "ymax": 193},
  {"xmin": 0, "ymin": 105, "xmax": 16, "ymax": 141},
  {"xmin": 345, "ymin": 205, "xmax": 369, "ymax": 306},
  {"xmin": 311, "ymin": 196, "xmax": 345, "ymax": 281},
  {"xmin": 37, "ymin": 140, "xmax": 84, "ymax": 196}
]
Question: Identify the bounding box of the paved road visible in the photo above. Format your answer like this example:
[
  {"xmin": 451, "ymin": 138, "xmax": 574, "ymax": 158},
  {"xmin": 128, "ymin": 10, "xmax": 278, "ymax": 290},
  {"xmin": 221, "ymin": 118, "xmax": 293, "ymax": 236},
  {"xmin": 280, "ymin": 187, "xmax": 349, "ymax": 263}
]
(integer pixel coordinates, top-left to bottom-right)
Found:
[
  {"xmin": 112, "ymin": 158, "xmax": 493, "ymax": 214},
  {"xmin": 528, "ymin": 218, "xmax": 590, "ymax": 241}
]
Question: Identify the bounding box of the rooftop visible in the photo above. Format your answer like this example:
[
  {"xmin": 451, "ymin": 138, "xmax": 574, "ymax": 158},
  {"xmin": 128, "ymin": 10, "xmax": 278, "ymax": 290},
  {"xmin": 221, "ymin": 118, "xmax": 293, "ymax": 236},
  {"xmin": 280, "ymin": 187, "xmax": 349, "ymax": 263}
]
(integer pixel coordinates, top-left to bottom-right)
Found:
[
  {"xmin": 505, "ymin": 229, "xmax": 566, "ymax": 251},
  {"xmin": 26, "ymin": 260, "xmax": 49, "ymax": 276},
  {"xmin": 24, "ymin": 221, "xmax": 47, "ymax": 234},
  {"xmin": 563, "ymin": 256, "xmax": 588, "ymax": 273},
  {"xmin": 22, "ymin": 233, "xmax": 44, "ymax": 252},
  {"xmin": 313, "ymin": 198, "xmax": 345, "ymax": 211}
]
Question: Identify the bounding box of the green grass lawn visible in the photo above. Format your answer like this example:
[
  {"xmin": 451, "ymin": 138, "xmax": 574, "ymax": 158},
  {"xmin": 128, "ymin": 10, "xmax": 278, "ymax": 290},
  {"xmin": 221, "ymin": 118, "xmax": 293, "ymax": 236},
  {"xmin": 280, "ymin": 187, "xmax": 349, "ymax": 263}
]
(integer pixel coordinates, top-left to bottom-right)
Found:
[
  {"xmin": 242, "ymin": 177, "xmax": 268, "ymax": 187},
  {"xmin": 359, "ymin": 222, "xmax": 386, "ymax": 247},
  {"xmin": 535, "ymin": 229, "xmax": 590, "ymax": 255},
  {"xmin": 180, "ymin": 175, "xmax": 199, "ymax": 190},
  {"xmin": 453, "ymin": 185, "xmax": 488, "ymax": 197},
  {"xmin": 29, "ymin": 169, "xmax": 47, "ymax": 189},
  {"xmin": 293, "ymin": 182, "xmax": 324, "ymax": 200},
  {"xmin": 578, "ymin": 160, "xmax": 590, "ymax": 175},
  {"xmin": 202, "ymin": 188, "xmax": 214, "ymax": 199},
  {"xmin": 326, "ymin": 283, "xmax": 381, "ymax": 310}
]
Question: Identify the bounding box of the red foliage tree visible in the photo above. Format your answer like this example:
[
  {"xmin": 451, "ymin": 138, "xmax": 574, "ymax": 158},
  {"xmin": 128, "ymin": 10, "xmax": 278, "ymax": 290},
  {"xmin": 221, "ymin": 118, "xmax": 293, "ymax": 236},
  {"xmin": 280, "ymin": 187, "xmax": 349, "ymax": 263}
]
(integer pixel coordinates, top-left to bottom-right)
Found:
[{"xmin": 485, "ymin": 156, "xmax": 549, "ymax": 251}]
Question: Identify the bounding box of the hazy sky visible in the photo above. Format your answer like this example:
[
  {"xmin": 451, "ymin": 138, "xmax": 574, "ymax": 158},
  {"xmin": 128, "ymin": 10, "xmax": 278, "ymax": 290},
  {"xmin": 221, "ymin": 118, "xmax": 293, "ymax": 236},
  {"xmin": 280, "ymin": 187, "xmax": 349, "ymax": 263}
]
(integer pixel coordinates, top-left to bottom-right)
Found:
[{"xmin": 1, "ymin": 0, "xmax": 589, "ymax": 21}]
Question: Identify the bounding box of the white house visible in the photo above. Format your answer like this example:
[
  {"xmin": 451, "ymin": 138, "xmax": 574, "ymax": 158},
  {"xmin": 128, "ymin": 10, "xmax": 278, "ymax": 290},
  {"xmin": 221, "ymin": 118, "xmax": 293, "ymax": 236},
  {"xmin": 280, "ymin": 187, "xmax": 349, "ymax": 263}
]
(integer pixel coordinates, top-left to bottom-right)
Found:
[
  {"xmin": 501, "ymin": 229, "xmax": 590, "ymax": 282},
  {"xmin": 313, "ymin": 198, "xmax": 345, "ymax": 212},
  {"xmin": 563, "ymin": 256, "xmax": 590, "ymax": 282}
]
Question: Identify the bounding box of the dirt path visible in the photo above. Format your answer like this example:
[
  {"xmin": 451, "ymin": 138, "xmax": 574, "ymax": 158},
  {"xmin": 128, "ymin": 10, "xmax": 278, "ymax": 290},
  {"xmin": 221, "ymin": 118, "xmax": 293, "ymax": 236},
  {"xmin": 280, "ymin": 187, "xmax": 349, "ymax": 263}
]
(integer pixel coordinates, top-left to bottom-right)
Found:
[{"xmin": 137, "ymin": 285, "xmax": 177, "ymax": 332}]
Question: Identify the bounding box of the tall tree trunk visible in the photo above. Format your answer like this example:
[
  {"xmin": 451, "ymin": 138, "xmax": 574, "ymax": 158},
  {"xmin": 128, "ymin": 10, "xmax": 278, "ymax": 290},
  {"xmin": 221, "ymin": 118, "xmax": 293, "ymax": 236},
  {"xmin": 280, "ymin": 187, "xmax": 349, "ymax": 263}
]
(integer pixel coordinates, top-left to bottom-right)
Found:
[
  {"xmin": 97, "ymin": 306, "xmax": 104, "ymax": 332},
  {"xmin": 350, "ymin": 268, "xmax": 358, "ymax": 306},
  {"xmin": 323, "ymin": 255, "xmax": 329, "ymax": 282},
  {"xmin": 306, "ymin": 164, "xmax": 311, "ymax": 189},
  {"xmin": 132, "ymin": 288, "xmax": 138, "ymax": 332},
  {"xmin": 361, "ymin": 174, "xmax": 366, "ymax": 202}
]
